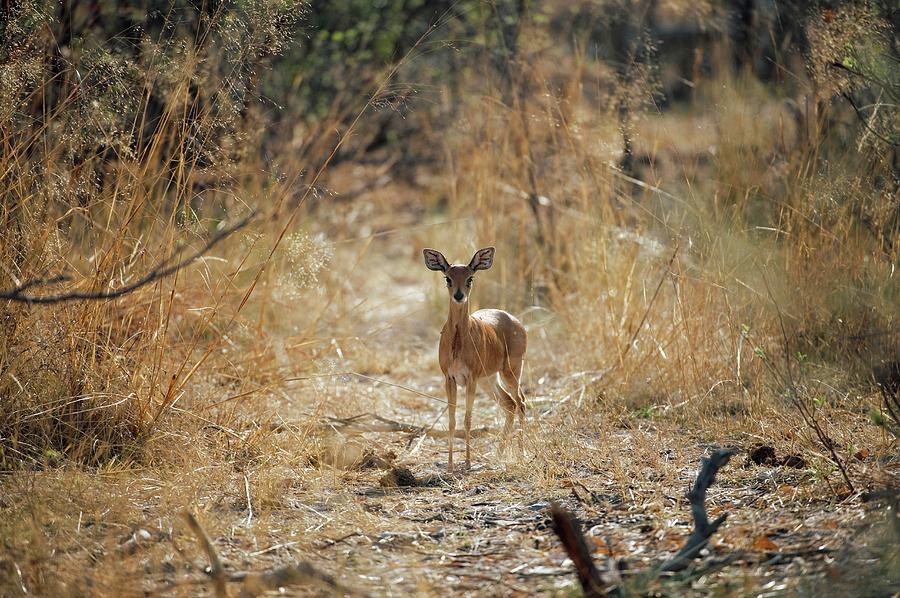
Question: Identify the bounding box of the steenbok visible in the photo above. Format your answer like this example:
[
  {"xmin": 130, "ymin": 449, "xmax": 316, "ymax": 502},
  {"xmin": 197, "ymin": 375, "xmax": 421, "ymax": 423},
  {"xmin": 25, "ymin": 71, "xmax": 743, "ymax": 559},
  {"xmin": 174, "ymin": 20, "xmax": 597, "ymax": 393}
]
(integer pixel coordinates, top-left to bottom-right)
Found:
[{"xmin": 423, "ymin": 247, "xmax": 527, "ymax": 471}]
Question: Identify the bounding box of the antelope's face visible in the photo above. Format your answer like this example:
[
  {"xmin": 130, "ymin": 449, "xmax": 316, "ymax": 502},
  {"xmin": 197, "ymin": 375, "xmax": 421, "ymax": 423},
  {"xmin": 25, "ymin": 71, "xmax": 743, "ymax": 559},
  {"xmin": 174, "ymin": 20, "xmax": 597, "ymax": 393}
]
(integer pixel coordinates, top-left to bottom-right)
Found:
[
  {"xmin": 423, "ymin": 247, "xmax": 495, "ymax": 305},
  {"xmin": 443, "ymin": 265, "xmax": 475, "ymax": 304}
]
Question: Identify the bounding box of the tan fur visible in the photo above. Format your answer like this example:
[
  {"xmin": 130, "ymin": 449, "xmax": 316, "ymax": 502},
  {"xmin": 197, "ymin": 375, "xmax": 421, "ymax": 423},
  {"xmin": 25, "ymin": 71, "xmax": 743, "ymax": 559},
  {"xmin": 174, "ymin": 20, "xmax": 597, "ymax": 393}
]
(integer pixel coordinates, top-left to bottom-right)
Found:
[{"xmin": 423, "ymin": 248, "xmax": 527, "ymax": 471}]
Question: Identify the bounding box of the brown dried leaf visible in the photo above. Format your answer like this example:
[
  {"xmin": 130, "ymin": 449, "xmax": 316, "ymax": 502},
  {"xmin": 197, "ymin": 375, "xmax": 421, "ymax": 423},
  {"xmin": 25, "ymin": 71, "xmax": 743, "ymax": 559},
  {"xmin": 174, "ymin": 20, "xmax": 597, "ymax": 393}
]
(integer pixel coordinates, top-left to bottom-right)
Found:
[{"xmin": 751, "ymin": 535, "xmax": 780, "ymax": 552}]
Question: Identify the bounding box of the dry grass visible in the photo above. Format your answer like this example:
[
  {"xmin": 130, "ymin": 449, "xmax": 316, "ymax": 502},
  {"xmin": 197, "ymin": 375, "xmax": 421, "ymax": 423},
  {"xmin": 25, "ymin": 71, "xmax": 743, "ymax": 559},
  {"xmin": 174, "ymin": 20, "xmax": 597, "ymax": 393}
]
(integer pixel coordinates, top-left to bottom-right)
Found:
[{"xmin": 1, "ymin": 2, "xmax": 898, "ymax": 596}]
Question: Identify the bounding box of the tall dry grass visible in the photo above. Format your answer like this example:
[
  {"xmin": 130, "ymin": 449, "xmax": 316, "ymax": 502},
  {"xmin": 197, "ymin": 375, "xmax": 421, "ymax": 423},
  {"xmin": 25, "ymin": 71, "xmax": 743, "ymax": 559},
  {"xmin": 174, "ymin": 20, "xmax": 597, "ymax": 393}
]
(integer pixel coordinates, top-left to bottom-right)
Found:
[
  {"xmin": 0, "ymin": 0, "xmax": 323, "ymax": 467},
  {"xmin": 4, "ymin": 0, "xmax": 891, "ymax": 470},
  {"xmin": 427, "ymin": 6, "xmax": 897, "ymax": 444}
]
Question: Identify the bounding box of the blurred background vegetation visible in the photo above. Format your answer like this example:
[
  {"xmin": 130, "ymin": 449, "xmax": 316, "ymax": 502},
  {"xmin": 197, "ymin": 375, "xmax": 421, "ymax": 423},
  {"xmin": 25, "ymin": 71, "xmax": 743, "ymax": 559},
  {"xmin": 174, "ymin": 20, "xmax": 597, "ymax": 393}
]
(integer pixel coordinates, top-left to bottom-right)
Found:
[{"xmin": 0, "ymin": 0, "xmax": 897, "ymax": 464}]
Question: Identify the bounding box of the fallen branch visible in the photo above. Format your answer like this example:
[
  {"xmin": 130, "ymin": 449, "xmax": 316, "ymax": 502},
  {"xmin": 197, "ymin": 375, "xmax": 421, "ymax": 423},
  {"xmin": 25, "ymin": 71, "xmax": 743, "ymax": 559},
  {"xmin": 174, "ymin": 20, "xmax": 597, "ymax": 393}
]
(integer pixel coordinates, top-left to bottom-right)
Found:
[
  {"xmin": 0, "ymin": 211, "xmax": 257, "ymax": 304},
  {"xmin": 550, "ymin": 450, "xmax": 736, "ymax": 594},
  {"xmin": 660, "ymin": 449, "xmax": 736, "ymax": 572},
  {"xmin": 549, "ymin": 504, "xmax": 606, "ymax": 597},
  {"xmin": 272, "ymin": 413, "xmax": 491, "ymax": 440}
]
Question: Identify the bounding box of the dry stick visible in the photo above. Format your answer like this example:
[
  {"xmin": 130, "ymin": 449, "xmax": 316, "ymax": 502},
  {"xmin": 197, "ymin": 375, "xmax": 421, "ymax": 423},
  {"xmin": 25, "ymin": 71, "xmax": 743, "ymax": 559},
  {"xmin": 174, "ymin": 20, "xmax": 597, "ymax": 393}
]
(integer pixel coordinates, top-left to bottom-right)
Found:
[
  {"xmin": 407, "ymin": 405, "xmax": 448, "ymax": 453},
  {"xmin": 243, "ymin": 475, "xmax": 253, "ymax": 527},
  {"xmin": 549, "ymin": 504, "xmax": 606, "ymax": 598},
  {"xmin": 660, "ymin": 449, "xmax": 736, "ymax": 572},
  {"xmin": 181, "ymin": 510, "xmax": 228, "ymax": 598},
  {"xmin": 840, "ymin": 90, "xmax": 899, "ymax": 148},
  {"xmin": 316, "ymin": 412, "xmax": 487, "ymax": 440},
  {"xmin": 0, "ymin": 211, "xmax": 257, "ymax": 304}
]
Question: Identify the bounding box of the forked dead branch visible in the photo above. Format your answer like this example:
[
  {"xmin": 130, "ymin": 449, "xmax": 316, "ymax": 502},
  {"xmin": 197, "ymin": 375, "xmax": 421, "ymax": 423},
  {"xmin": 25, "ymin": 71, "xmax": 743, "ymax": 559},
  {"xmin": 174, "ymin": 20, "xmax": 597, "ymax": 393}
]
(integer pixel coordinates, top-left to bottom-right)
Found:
[
  {"xmin": 550, "ymin": 449, "xmax": 736, "ymax": 595},
  {"xmin": 659, "ymin": 449, "xmax": 737, "ymax": 572}
]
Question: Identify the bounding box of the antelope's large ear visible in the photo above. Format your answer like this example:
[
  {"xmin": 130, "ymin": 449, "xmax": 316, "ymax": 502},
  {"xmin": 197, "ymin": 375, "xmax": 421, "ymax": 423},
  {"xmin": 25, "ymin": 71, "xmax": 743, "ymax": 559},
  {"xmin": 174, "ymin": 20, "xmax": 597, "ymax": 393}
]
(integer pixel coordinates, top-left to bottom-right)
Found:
[
  {"xmin": 468, "ymin": 247, "xmax": 495, "ymax": 271},
  {"xmin": 423, "ymin": 248, "xmax": 450, "ymax": 272}
]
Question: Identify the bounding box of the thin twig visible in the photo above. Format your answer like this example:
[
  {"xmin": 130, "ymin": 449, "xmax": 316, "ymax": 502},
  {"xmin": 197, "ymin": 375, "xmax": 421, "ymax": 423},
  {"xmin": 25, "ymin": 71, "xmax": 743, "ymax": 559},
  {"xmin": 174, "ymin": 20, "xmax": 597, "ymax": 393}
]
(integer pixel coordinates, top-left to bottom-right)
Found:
[
  {"xmin": 317, "ymin": 412, "xmax": 488, "ymax": 439},
  {"xmin": 760, "ymin": 272, "xmax": 855, "ymax": 493},
  {"xmin": 617, "ymin": 244, "xmax": 679, "ymax": 367},
  {"xmin": 243, "ymin": 475, "xmax": 253, "ymax": 527},
  {"xmin": 841, "ymin": 92, "xmax": 899, "ymax": 147}
]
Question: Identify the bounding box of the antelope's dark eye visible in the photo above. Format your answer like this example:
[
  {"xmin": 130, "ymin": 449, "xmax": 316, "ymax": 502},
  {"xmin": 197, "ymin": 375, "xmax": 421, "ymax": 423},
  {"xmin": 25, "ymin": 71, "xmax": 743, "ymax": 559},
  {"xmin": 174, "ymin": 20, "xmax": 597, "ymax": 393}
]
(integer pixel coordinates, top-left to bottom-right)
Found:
[
  {"xmin": 466, "ymin": 278, "xmax": 473, "ymax": 288},
  {"xmin": 445, "ymin": 277, "xmax": 452, "ymax": 287}
]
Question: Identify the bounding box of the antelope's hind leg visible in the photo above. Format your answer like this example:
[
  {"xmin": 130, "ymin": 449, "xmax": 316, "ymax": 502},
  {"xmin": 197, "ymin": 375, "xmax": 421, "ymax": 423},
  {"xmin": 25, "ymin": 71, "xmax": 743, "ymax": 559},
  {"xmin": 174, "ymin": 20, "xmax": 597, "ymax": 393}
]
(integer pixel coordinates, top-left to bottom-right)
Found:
[
  {"xmin": 500, "ymin": 365, "xmax": 526, "ymax": 455},
  {"xmin": 489, "ymin": 375, "xmax": 517, "ymax": 454}
]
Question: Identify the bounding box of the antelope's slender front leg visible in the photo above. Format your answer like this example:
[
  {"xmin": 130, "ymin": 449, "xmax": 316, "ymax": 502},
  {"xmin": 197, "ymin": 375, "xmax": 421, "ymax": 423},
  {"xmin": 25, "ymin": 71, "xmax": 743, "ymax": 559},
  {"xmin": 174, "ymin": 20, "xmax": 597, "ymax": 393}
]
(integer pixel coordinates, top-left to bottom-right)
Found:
[
  {"xmin": 445, "ymin": 376, "xmax": 457, "ymax": 471},
  {"xmin": 464, "ymin": 377, "xmax": 477, "ymax": 468}
]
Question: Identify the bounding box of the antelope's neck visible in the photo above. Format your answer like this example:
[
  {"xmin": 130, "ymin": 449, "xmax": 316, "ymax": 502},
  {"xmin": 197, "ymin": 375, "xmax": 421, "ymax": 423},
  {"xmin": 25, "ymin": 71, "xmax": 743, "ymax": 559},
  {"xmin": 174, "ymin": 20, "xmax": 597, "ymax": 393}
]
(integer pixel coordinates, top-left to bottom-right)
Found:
[{"xmin": 446, "ymin": 300, "xmax": 470, "ymax": 334}]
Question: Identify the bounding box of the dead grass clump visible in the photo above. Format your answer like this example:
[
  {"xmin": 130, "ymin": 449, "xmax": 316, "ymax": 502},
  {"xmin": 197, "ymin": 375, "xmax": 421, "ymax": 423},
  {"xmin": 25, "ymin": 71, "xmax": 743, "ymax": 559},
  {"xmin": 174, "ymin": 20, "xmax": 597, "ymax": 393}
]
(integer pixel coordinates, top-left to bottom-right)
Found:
[
  {"xmin": 432, "ymin": 5, "xmax": 897, "ymax": 452},
  {"xmin": 0, "ymin": 1, "xmax": 309, "ymax": 469},
  {"xmin": 0, "ymin": 301, "xmax": 148, "ymax": 467}
]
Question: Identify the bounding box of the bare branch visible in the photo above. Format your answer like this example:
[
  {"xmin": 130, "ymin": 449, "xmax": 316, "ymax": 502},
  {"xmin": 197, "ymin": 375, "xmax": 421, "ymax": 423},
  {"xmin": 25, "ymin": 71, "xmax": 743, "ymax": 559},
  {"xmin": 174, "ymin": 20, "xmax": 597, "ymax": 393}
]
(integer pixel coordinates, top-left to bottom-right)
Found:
[
  {"xmin": 841, "ymin": 92, "xmax": 899, "ymax": 147},
  {"xmin": 660, "ymin": 449, "xmax": 736, "ymax": 572},
  {"xmin": 0, "ymin": 211, "xmax": 257, "ymax": 304},
  {"xmin": 550, "ymin": 450, "xmax": 736, "ymax": 595},
  {"xmin": 324, "ymin": 413, "xmax": 489, "ymax": 439},
  {"xmin": 759, "ymin": 272, "xmax": 855, "ymax": 493},
  {"xmin": 269, "ymin": 412, "xmax": 490, "ymax": 440},
  {"xmin": 828, "ymin": 61, "xmax": 899, "ymax": 101}
]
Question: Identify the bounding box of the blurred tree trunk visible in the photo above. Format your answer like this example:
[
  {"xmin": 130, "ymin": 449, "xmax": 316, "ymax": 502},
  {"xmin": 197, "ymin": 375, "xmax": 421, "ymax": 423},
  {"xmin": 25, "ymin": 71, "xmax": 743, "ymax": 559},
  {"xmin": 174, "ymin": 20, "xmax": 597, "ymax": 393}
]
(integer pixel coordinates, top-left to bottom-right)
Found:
[
  {"xmin": 609, "ymin": 0, "xmax": 655, "ymax": 178},
  {"xmin": 730, "ymin": 0, "xmax": 756, "ymax": 73},
  {"xmin": 49, "ymin": 0, "xmax": 75, "ymax": 112}
]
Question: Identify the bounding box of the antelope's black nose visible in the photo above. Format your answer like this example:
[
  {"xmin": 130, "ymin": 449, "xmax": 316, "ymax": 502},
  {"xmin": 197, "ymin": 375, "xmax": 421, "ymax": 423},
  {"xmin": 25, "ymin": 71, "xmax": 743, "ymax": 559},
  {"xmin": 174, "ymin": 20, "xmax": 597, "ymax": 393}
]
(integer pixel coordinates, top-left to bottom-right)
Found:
[{"xmin": 454, "ymin": 290, "xmax": 465, "ymax": 302}]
